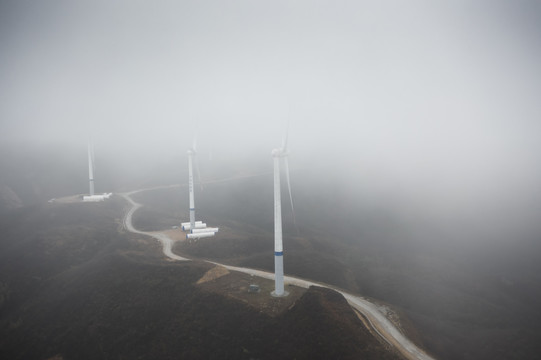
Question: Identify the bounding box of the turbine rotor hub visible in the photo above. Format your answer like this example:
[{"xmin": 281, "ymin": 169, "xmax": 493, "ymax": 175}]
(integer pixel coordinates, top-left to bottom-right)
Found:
[{"xmin": 272, "ymin": 148, "xmax": 288, "ymax": 157}]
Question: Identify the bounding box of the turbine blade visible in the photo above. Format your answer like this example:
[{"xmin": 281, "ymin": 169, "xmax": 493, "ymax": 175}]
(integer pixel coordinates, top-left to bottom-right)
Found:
[
  {"xmin": 192, "ymin": 135, "xmax": 197, "ymax": 153},
  {"xmin": 281, "ymin": 124, "xmax": 289, "ymax": 153},
  {"xmin": 283, "ymin": 157, "xmax": 298, "ymax": 234},
  {"xmin": 195, "ymin": 154, "xmax": 203, "ymax": 191}
]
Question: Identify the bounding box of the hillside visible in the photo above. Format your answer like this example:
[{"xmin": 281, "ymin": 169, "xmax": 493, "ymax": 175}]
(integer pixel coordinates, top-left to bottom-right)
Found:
[
  {"xmin": 132, "ymin": 177, "xmax": 541, "ymax": 360},
  {"xmin": 0, "ymin": 196, "xmax": 400, "ymax": 359}
]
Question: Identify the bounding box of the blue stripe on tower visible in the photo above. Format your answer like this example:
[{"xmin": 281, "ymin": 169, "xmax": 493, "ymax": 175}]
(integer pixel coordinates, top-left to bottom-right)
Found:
[
  {"xmin": 274, "ymin": 251, "xmax": 283, "ymax": 256},
  {"xmin": 190, "ymin": 208, "xmax": 195, "ymax": 211}
]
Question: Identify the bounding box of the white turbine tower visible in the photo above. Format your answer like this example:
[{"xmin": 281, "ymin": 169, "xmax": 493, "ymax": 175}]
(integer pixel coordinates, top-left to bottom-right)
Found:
[
  {"xmin": 187, "ymin": 137, "xmax": 197, "ymax": 231},
  {"xmin": 182, "ymin": 136, "xmax": 216, "ymax": 238},
  {"xmin": 87, "ymin": 141, "xmax": 95, "ymax": 196},
  {"xmin": 271, "ymin": 131, "xmax": 295, "ymax": 297}
]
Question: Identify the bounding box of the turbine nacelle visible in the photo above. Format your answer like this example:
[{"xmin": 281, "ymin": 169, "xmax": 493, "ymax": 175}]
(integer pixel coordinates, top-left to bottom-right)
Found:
[{"xmin": 271, "ymin": 148, "xmax": 288, "ymax": 157}]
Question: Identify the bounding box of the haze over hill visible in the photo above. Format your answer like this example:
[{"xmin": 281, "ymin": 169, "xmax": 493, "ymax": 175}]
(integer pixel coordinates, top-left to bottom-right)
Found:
[
  {"xmin": 2, "ymin": 0, "xmax": 541, "ymax": 246},
  {"xmin": 1, "ymin": 1, "xmax": 541, "ymax": 359}
]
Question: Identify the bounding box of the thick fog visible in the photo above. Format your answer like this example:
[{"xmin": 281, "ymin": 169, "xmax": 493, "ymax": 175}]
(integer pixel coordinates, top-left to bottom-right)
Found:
[{"xmin": 1, "ymin": 1, "xmax": 541, "ymax": 248}]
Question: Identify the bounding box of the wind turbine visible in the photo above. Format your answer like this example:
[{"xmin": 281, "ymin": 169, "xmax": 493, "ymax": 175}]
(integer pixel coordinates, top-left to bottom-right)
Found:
[
  {"xmin": 182, "ymin": 136, "xmax": 217, "ymax": 238},
  {"xmin": 83, "ymin": 141, "xmax": 112, "ymax": 202},
  {"xmin": 87, "ymin": 140, "xmax": 95, "ymax": 196},
  {"xmin": 271, "ymin": 130, "xmax": 296, "ymax": 297},
  {"xmin": 187, "ymin": 137, "xmax": 197, "ymax": 231}
]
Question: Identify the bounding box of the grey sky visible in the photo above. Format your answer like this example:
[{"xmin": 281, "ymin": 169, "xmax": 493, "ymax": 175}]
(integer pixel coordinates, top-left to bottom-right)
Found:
[{"xmin": 1, "ymin": 1, "xmax": 541, "ymax": 244}]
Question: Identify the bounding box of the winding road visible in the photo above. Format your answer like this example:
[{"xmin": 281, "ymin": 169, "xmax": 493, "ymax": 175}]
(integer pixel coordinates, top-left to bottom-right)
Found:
[{"xmin": 120, "ymin": 185, "xmax": 434, "ymax": 360}]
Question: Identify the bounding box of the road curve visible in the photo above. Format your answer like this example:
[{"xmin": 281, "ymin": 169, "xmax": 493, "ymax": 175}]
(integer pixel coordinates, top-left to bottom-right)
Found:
[
  {"xmin": 122, "ymin": 189, "xmax": 189, "ymax": 261},
  {"xmin": 120, "ymin": 187, "xmax": 434, "ymax": 360}
]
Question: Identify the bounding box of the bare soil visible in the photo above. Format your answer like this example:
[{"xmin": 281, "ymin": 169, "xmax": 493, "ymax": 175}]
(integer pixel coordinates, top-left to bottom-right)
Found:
[
  {"xmin": 157, "ymin": 228, "xmax": 188, "ymax": 242},
  {"xmin": 196, "ymin": 266, "xmax": 307, "ymax": 317},
  {"xmin": 196, "ymin": 265, "xmax": 230, "ymax": 284}
]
